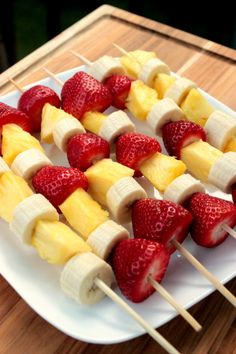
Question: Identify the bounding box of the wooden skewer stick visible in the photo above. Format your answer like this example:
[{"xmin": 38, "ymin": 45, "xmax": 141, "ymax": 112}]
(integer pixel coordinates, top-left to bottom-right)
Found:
[
  {"xmin": 148, "ymin": 276, "xmax": 201, "ymax": 331},
  {"xmin": 222, "ymin": 224, "xmax": 236, "ymax": 239},
  {"xmin": 70, "ymin": 50, "xmax": 92, "ymax": 67},
  {"xmin": 171, "ymin": 239, "xmax": 236, "ymax": 307},
  {"xmin": 112, "ymin": 43, "xmax": 142, "ymax": 67},
  {"xmin": 8, "ymin": 78, "xmax": 25, "ymax": 93},
  {"xmin": 95, "ymin": 278, "xmax": 180, "ymax": 354},
  {"xmin": 42, "ymin": 67, "xmax": 64, "ymax": 86},
  {"xmin": 39, "ymin": 67, "xmax": 202, "ymax": 331}
]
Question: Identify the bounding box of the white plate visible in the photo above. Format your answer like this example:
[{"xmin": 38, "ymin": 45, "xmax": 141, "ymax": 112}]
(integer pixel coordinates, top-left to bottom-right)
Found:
[{"xmin": 0, "ymin": 66, "xmax": 236, "ymax": 344}]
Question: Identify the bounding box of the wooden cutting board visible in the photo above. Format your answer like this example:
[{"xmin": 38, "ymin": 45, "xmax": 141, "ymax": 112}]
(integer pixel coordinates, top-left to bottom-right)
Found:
[{"xmin": 0, "ymin": 5, "xmax": 235, "ymax": 354}]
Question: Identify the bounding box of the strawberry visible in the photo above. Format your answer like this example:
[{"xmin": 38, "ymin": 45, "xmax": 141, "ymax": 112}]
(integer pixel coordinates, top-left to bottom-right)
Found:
[
  {"xmin": 187, "ymin": 192, "xmax": 236, "ymax": 247},
  {"xmin": 112, "ymin": 238, "xmax": 170, "ymax": 303},
  {"xmin": 0, "ymin": 102, "xmax": 32, "ymax": 133},
  {"xmin": 67, "ymin": 133, "xmax": 110, "ymax": 171},
  {"xmin": 32, "ymin": 165, "xmax": 88, "ymax": 211},
  {"xmin": 18, "ymin": 85, "xmax": 60, "ymax": 132},
  {"xmin": 132, "ymin": 198, "xmax": 192, "ymax": 253},
  {"xmin": 61, "ymin": 72, "xmax": 112, "ymax": 120},
  {"xmin": 162, "ymin": 121, "xmax": 206, "ymax": 159},
  {"xmin": 104, "ymin": 75, "xmax": 132, "ymax": 109},
  {"xmin": 116, "ymin": 133, "xmax": 161, "ymax": 175}
]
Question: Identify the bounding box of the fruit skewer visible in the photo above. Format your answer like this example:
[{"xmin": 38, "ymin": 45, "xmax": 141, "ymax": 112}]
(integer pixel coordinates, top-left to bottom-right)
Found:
[
  {"xmin": 0, "ymin": 160, "xmax": 183, "ymax": 353},
  {"xmin": 109, "ymin": 45, "xmax": 236, "ymax": 154},
  {"xmin": 0, "ymin": 102, "xmax": 202, "ymax": 333},
  {"xmin": 22, "ymin": 70, "xmax": 236, "ymax": 308},
  {"xmin": 70, "ymin": 53, "xmax": 236, "ymax": 200}
]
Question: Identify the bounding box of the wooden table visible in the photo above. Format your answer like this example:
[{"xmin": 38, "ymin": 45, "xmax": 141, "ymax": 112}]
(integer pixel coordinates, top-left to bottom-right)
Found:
[{"xmin": 0, "ymin": 5, "xmax": 235, "ymax": 354}]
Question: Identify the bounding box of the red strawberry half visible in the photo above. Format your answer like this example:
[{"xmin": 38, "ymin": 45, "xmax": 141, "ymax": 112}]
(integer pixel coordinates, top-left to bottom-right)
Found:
[
  {"xmin": 132, "ymin": 198, "xmax": 192, "ymax": 253},
  {"xmin": 112, "ymin": 238, "xmax": 170, "ymax": 303},
  {"xmin": 116, "ymin": 133, "xmax": 161, "ymax": 175},
  {"xmin": 0, "ymin": 102, "xmax": 32, "ymax": 133},
  {"xmin": 18, "ymin": 85, "xmax": 60, "ymax": 132},
  {"xmin": 104, "ymin": 74, "xmax": 132, "ymax": 109},
  {"xmin": 61, "ymin": 72, "xmax": 112, "ymax": 120},
  {"xmin": 162, "ymin": 121, "xmax": 206, "ymax": 159},
  {"xmin": 187, "ymin": 192, "xmax": 236, "ymax": 247},
  {"xmin": 32, "ymin": 165, "xmax": 88, "ymax": 211},
  {"xmin": 67, "ymin": 133, "xmax": 110, "ymax": 171}
]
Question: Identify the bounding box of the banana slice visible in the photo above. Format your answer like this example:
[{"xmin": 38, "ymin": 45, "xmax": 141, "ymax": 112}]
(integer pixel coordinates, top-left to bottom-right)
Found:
[
  {"xmin": 164, "ymin": 173, "xmax": 205, "ymax": 204},
  {"xmin": 89, "ymin": 55, "xmax": 125, "ymax": 82},
  {"xmin": 0, "ymin": 157, "xmax": 10, "ymax": 175},
  {"xmin": 147, "ymin": 98, "xmax": 185, "ymax": 135},
  {"xmin": 60, "ymin": 252, "xmax": 115, "ymax": 305},
  {"xmin": 11, "ymin": 148, "xmax": 52, "ymax": 181},
  {"xmin": 205, "ymin": 110, "xmax": 236, "ymax": 150},
  {"xmin": 53, "ymin": 117, "xmax": 85, "ymax": 151},
  {"xmin": 99, "ymin": 111, "xmax": 135, "ymax": 144},
  {"xmin": 208, "ymin": 152, "xmax": 236, "ymax": 192},
  {"xmin": 10, "ymin": 194, "xmax": 59, "ymax": 244},
  {"xmin": 87, "ymin": 220, "xmax": 129, "ymax": 259},
  {"xmin": 138, "ymin": 58, "xmax": 170, "ymax": 87},
  {"xmin": 164, "ymin": 77, "xmax": 197, "ymax": 105},
  {"xmin": 106, "ymin": 176, "xmax": 147, "ymax": 223}
]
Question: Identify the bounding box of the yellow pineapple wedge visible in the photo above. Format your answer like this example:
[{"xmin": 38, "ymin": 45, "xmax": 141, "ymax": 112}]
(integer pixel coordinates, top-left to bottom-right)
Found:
[
  {"xmin": 2, "ymin": 124, "xmax": 44, "ymax": 165},
  {"xmin": 126, "ymin": 81, "xmax": 158, "ymax": 121},
  {"xmin": 140, "ymin": 153, "xmax": 186, "ymax": 192},
  {"xmin": 59, "ymin": 188, "xmax": 109, "ymax": 239},
  {"xmin": 181, "ymin": 140, "xmax": 223, "ymax": 181},
  {"xmin": 32, "ymin": 220, "xmax": 91, "ymax": 264},
  {"xmin": 0, "ymin": 172, "xmax": 33, "ymax": 222},
  {"xmin": 81, "ymin": 112, "xmax": 107, "ymax": 134},
  {"xmin": 180, "ymin": 89, "xmax": 214, "ymax": 127},
  {"xmin": 41, "ymin": 103, "xmax": 75, "ymax": 144},
  {"xmin": 120, "ymin": 50, "xmax": 156, "ymax": 78},
  {"xmin": 154, "ymin": 73, "xmax": 176, "ymax": 99},
  {"xmin": 85, "ymin": 158, "xmax": 134, "ymax": 205},
  {"xmin": 224, "ymin": 136, "xmax": 236, "ymax": 152}
]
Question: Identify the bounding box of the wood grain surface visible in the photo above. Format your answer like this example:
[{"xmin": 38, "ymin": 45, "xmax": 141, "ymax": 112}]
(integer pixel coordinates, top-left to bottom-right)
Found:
[{"xmin": 0, "ymin": 5, "xmax": 235, "ymax": 354}]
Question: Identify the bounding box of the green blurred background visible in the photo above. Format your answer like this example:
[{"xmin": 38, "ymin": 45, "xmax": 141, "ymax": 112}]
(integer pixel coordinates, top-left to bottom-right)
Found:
[{"xmin": 0, "ymin": 0, "xmax": 236, "ymax": 71}]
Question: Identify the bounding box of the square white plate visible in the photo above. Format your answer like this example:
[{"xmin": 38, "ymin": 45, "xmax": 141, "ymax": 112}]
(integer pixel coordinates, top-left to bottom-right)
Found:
[{"xmin": 0, "ymin": 66, "xmax": 235, "ymax": 344}]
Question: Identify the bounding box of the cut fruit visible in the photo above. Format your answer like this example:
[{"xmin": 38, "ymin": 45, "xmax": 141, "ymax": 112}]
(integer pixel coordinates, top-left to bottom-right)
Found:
[
  {"xmin": 181, "ymin": 140, "xmax": 223, "ymax": 182},
  {"xmin": 126, "ymin": 80, "xmax": 158, "ymax": 121},
  {"xmin": 224, "ymin": 136, "xmax": 236, "ymax": 152},
  {"xmin": 138, "ymin": 58, "xmax": 170, "ymax": 87},
  {"xmin": 32, "ymin": 220, "xmax": 91, "ymax": 264},
  {"xmin": 85, "ymin": 158, "xmax": 134, "ymax": 205},
  {"xmin": 165, "ymin": 78, "xmax": 197, "ymax": 105},
  {"xmin": 154, "ymin": 73, "xmax": 176, "ymax": 99},
  {"xmin": 81, "ymin": 111, "xmax": 108, "ymax": 135},
  {"xmin": 0, "ymin": 172, "xmax": 33, "ymax": 222},
  {"xmin": 120, "ymin": 50, "xmax": 156, "ymax": 78},
  {"xmin": 41, "ymin": 103, "xmax": 75, "ymax": 143},
  {"xmin": 180, "ymin": 88, "xmax": 214, "ymax": 127},
  {"xmin": 89, "ymin": 55, "xmax": 125, "ymax": 82},
  {"xmin": 59, "ymin": 188, "xmax": 109, "ymax": 239},
  {"xmin": 140, "ymin": 152, "xmax": 186, "ymax": 192},
  {"xmin": 2, "ymin": 124, "xmax": 44, "ymax": 165}
]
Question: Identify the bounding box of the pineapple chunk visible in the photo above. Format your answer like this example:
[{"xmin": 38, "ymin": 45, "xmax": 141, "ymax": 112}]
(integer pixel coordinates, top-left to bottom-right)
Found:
[
  {"xmin": 0, "ymin": 172, "xmax": 33, "ymax": 222},
  {"xmin": 154, "ymin": 74, "xmax": 176, "ymax": 99},
  {"xmin": 120, "ymin": 50, "xmax": 156, "ymax": 78},
  {"xmin": 140, "ymin": 153, "xmax": 186, "ymax": 192},
  {"xmin": 224, "ymin": 136, "xmax": 236, "ymax": 152},
  {"xmin": 85, "ymin": 158, "xmax": 134, "ymax": 205},
  {"xmin": 41, "ymin": 103, "xmax": 75, "ymax": 144},
  {"xmin": 81, "ymin": 111, "xmax": 107, "ymax": 134},
  {"xmin": 180, "ymin": 89, "xmax": 214, "ymax": 127},
  {"xmin": 59, "ymin": 188, "xmax": 109, "ymax": 239},
  {"xmin": 126, "ymin": 81, "xmax": 158, "ymax": 121},
  {"xmin": 181, "ymin": 140, "xmax": 223, "ymax": 182},
  {"xmin": 32, "ymin": 220, "xmax": 91, "ymax": 264},
  {"xmin": 2, "ymin": 124, "xmax": 44, "ymax": 165}
]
